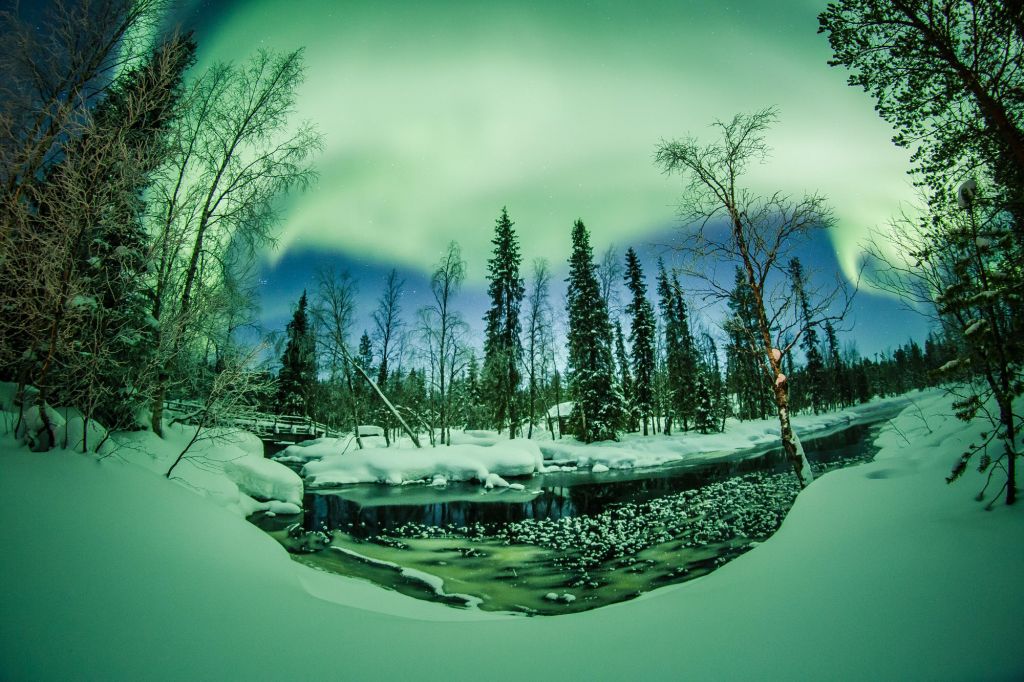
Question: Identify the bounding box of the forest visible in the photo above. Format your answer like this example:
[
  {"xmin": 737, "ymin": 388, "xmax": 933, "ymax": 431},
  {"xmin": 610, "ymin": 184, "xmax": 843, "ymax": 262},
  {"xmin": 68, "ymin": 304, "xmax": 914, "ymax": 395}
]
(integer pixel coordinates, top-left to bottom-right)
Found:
[{"xmin": 1, "ymin": 0, "xmax": 1019, "ymax": 506}]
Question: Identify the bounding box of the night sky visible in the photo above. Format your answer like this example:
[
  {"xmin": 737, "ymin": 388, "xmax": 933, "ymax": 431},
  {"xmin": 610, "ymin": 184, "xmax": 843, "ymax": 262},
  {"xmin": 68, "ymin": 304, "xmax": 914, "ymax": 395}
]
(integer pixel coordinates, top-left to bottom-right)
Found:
[{"xmin": 166, "ymin": 0, "xmax": 930, "ymax": 357}]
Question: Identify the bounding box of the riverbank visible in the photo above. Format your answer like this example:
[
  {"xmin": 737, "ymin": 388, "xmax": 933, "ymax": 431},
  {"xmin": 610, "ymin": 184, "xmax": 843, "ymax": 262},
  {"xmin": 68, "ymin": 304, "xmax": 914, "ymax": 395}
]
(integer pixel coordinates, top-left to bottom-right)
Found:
[
  {"xmin": 282, "ymin": 394, "xmax": 913, "ymax": 490},
  {"xmin": 1, "ymin": 390, "xmax": 1021, "ymax": 680}
]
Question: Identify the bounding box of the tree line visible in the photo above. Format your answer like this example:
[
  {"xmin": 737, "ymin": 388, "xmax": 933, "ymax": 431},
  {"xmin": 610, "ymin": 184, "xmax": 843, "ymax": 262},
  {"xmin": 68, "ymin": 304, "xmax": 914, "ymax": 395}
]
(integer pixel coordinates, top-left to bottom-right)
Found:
[
  {"xmin": 273, "ymin": 200, "xmax": 949, "ymax": 453},
  {"xmin": 0, "ymin": 0, "xmax": 321, "ymax": 458}
]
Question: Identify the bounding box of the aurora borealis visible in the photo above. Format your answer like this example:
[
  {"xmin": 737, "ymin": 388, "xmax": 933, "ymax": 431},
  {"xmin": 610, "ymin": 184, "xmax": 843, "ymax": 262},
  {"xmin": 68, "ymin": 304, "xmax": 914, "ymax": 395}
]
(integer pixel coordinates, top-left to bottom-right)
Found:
[{"xmin": 171, "ymin": 0, "xmax": 927, "ymax": 351}]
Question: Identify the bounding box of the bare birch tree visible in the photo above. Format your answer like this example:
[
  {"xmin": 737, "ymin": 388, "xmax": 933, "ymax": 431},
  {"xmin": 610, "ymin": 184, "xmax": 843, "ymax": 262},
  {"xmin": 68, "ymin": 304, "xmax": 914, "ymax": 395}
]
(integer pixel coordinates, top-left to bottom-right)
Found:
[
  {"xmin": 148, "ymin": 48, "xmax": 322, "ymax": 436},
  {"xmin": 656, "ymin": 108, "xmax": 851, "ymax": 488},
  {"xmin": 312, "ymin": 267, "xmax": 360, "ymax": 442},
  {"xmin": 523, "ymin": 258, "xmax": 554, "ymax": 439},
  {"xmin": 418, "ymin": 242, "xmax": 467, "ymax": 445}
]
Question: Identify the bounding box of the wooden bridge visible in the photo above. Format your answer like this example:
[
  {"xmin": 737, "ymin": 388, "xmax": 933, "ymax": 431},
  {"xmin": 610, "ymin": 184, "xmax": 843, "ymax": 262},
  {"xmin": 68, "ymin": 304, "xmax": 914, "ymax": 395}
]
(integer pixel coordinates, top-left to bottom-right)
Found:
[{"xmin": 164, "ymin": 400, "xmax": 343, "ymax": 447}]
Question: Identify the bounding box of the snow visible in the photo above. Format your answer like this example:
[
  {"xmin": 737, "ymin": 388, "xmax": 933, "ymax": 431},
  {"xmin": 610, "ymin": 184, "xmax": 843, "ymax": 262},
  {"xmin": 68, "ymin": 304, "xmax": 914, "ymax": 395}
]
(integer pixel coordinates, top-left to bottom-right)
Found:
[
  {"xmin": 223, "ymin": 455, "xmax": 302, "ymax": 506},
  {"xmin": 61, "ymin": 415, "xmax": 112, "ymax": 454},
  {"xmin": 591, "ymin": 463, "xmax": 610, "ymax": 473},
  {"xmin": 274, "ymin": 435, "xmax": 361, "ymax": 462},
  {"xmin": 111, "ymin": 423, "xmax": 302, "ymax": 515},
  {"xmin": 302, "ymin": 439, "xmax": 545, "ymax": 487},
  {"xmin": 0, "ymin": 390, "xmax": 1021, "ymax": 680},
  {"xmin": 483, "ymin": 472, "xmax": 510, "ymax": 489},
  {"xmin": 963, "ymin": 318, "xmax": 986, "ymax": 336},
  {"xmin": 546, "ymin": 401, "xmax": 573, "ymax": 419},
  {"xmin": 538, "ymin": 396, "xmax": 908, "ymax": 470}
]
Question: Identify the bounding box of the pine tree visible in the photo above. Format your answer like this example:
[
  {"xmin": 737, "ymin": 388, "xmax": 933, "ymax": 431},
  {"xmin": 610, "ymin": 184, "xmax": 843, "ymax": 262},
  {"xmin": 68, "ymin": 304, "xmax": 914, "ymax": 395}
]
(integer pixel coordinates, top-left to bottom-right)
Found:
[
  {"xmin": 693, "ymin": 368, "xmax": 717, "ymax": 434},
  {"xmin": 701, "ymin": 332, "xmax": 726, "ymax": 432},
  {"xmin": 613, "ymin": 320, "xmax": 636, "ymax": 432},
  {"xmin": 461, "ymin": 352, "xmax": 486, "ymax": 430},
  {"xmin": 788, "ymin": 258, "xmax": 826, "ymax": 414},
  {"xmin": 277, "ymin": 292, "xmax": 317, "ymax": 417},
  {"xmin": 655, "ymin": 262, "xmax": 697, "ymax": 432},
  {"xmin": 566, "ymin": 219, "xmax": 622, "ymax": 442},
  {"xmin": 482, "ymin": 207, "xmax": 525, "ymax": 437},
  {"xmin": 624, "ymin": 248, "xmax": 656, "ymax": 435},
  {"xmin": 671, "ymin": 274, "xmax": 699, "ymax": 428},
  {"xmin": 724, "ymin": 267, "xmax": 774, "ymax": 420},
  {"xmin": 823, "ymin": 321, "xmax": 850, "ymax": 409}
]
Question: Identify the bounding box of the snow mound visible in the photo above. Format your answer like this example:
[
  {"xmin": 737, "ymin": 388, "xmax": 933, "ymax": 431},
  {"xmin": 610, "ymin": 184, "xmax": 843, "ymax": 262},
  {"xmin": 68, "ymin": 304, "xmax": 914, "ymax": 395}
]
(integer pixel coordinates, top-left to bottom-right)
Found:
[
  {"xmin": 276, "ymin": 436, "xmax": 361, "ymax": 463},
  {"xmin": 61, "ymin": 416, "xmax": 111, "ymax": 454},
  {"xmin": 112, "ymin": 425, "xmax": 302, "ymax": 515},
  {"xmin": 224, "ymin": 455, "xmax": 303, "ymax": 506},
  {"xmin": 302, "ymin": 440, "xmax": 544, "ymax": 487}
]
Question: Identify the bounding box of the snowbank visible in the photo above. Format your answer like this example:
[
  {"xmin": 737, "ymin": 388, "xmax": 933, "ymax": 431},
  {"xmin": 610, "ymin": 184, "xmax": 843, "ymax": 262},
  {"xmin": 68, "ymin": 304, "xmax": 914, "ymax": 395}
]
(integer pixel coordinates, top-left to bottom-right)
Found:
[
  {"xmin": 223, "ymin": 455, "xmax": 302, "ymax": 506},
  {"xmin": 302, "ymin": 439, "xmax": 544, "ymax": 487},
  {"xmin": 274, "ymin": 435, "xmax": 363, "ymax": 463},
  {"xmin": 540, "ymin": 395, "xmax": 913, "ymax": 470},
  {"xmin": 112, "ymin": 424, "xmax": 302, "ymax": 515},
  {"xmin": 0, "ymin": 390, "xmax": 1021, "ymax": 680}
]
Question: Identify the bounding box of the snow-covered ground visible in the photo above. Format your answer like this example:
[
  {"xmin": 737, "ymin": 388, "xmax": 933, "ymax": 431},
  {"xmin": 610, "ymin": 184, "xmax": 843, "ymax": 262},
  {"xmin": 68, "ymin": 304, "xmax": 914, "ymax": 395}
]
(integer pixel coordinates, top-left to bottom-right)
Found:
[
  {"xmin": 1, "ymin": 390, "xmax": 1021, "ymax": 680},
  {"xmin": 539, "ymin": 395, "xmax": 913, "ymax": 469},
  {"xmin": 275, "ymin": 394, "xmax": 911, "ymax": 488},
  {"xmin": 300, "ymin": 438, "xmax": 544, "ymax": 487}
]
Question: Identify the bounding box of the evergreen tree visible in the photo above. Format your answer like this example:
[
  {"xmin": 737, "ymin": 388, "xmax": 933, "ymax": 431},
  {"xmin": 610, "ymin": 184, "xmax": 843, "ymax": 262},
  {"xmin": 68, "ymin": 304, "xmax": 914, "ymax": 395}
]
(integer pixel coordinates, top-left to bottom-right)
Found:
[
  {"xmin": 693, "ymin": 368, "xmax": 717, "ymax": 434},
  {"xmin": 462, "ymin": 352, "xmax": 486, "ymax": 430},
  {"xmin": 823, "ymin": 321, "xmax": 850, "ymax": 409},
  {"xmin": 277, "ymin": 292, "xmax": 317, "ymax": 416},
  {"xmin": 482, "ymin": 207, "xmax": 525, "ymax": 437},
  {"xmin": 566, "ymin": 219, "xmax": 622, "ymax": 442},
  {"xmin": 613, "ymin": 320, "xmax": 636, "ymax": 432},
  {"xmin": 788, "ymin": 258, "xmax": 826, "ymax": 414},
  {"xmin": 624, "ymin": 248, "xmax": 656, "ymax": 435},
  {"xmin": 655, "ymin": 262, "xmax": 697, "ymax": 432},
  {"xmin": 701, "ymin": 332, "xmax": 727, "ymax": 432},
  {"xmin": 724, "ymin": 267, "xmax": 774, "ymax": 420},
  {"xmin": 671, "ymin": 274, "xmax": 699, "ymax": 428}
]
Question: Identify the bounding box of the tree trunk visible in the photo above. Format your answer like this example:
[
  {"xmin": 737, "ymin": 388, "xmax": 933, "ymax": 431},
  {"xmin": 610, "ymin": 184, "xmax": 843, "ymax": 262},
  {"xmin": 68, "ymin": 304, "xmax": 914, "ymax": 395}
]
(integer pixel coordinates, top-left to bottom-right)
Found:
[
  {"xmin": 774, "ymin": 381, "xmax": 813, "ymax": 488},
  {"xmin": 998, "ymin": 394, "xmax": 1017, "ymax": 505},
  {"xmin": 346, "ymin": 351, "xmax": 420, "ymax": 448}
]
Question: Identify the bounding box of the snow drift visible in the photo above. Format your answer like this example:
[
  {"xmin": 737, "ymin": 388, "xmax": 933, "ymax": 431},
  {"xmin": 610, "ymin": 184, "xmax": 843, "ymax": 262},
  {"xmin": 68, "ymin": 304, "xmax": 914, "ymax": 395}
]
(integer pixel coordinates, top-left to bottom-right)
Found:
[{"xmin": 301, "ymin": 438, "xmax": 545, "ymax": 487}]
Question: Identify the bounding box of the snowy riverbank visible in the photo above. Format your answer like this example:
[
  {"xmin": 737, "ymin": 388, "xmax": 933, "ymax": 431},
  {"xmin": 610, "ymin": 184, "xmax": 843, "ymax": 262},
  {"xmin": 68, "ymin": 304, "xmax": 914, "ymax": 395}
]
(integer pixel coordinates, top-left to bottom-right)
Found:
[
  {"xmin": 277, "ymin": 394, "xmax": 913, "ymax": 489},
  {"xmin": 1, "ymin": 390, "xmax": 1021, "ymax": 680}
]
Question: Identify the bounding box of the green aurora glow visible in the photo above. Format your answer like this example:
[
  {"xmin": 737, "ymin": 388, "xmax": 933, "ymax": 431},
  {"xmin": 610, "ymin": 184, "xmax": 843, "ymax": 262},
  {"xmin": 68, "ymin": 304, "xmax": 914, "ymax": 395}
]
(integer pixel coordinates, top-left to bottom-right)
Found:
[{"xmin": 195, "ymin": 0, "xmax": 914, "ymax": 284}]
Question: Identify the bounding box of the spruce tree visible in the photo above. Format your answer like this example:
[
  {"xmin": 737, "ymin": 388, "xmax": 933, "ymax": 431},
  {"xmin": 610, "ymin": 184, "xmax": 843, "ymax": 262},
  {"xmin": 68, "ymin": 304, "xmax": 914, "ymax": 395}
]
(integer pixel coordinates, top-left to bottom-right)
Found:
[
  {"xmin": 693, "ymin": 367, "xmax": 717, "ymax": 434},
  {"xmin": 725, "ymin": 267, "xmax": 774, "ymax": 420},
  {"xmin": 671, "ymin": 274, "xmax": 699, "ymax": 429},
  {"xmin": 463, "ymin": 352, "xmax": 486, "ymax": 430},
  {"xmin": 482, "ymin": 207, "xmax": 525, "ymax": 437},
  {"xmin": 788, "ymin": 258, "xmax": 826, "ymax": 414},
  {"xmin": 566, "ymin": 219, "xmax": 622, "ymax": 442},
  {"xmin": 624, "ymin": 248, "xmax": 656, "ymax": 435},
  {"xmin": 655, "ymin": 262, "xmax": 697, "ymax": 432},
  {"xmin": 702, "ymin": 333, "xmax": 726, "ymax": 432},
  {"xmin": 823, "ymin": 321, "xmax": 849, "ymax": 409},
  {"xmin": 352, "ymin": 331, "xmax": 374, "ymax": 426},
  {"xmin": 613, "ymin": 321, "xmax": 636, "ymax": 432},
  {"xmin": 277, "ymin": 292, "xmax": 317, "ymax": 417}
]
